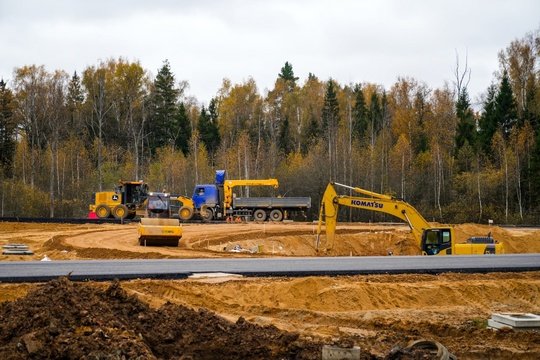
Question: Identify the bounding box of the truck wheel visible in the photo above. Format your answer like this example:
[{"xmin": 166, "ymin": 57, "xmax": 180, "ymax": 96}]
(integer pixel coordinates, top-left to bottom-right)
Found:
[
  {"xmin": 269, "ymin": 209, "xmax": 283, "ymax": 222},
  {"xmin": 112, "ymin": 204, "xmax": 128, "ymax": 220},
  {"xmin": 253, "ymin": 209, "xmax": 267, "ymax": 221},
  {"xmin": 178, "ymin": 206, "xmax": 194, "ymax": 221},
  {"xmin": 95, "ymin": 204, "xmax": 111, "ymax": 219},
  {"xmin": 200, "ymin": 205, "xmax": 213, "ymax": 222}
]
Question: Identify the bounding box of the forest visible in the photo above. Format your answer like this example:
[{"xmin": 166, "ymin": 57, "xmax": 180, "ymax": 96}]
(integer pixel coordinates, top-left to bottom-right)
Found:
[{"xmin": 0, "ymin": 30, "xmax": 539, "ymax": 224}]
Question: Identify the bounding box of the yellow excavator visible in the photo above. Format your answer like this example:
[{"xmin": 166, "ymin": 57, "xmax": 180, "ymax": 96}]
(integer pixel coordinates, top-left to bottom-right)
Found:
[{"xmin": 317, "ymin": 182, "xmax": 504, "ymax": 256}]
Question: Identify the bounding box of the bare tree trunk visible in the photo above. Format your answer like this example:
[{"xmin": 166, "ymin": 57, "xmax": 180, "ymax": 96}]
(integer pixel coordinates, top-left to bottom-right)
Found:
[
  {"xmin": 348, "ymin": 101, "xmax": 352, "ymax": 221},
  {"xmin": 504, "ymin": 150, "xmax": 509, "ymax": 222},
  {"xmin": 515, "ymin": 152, "xmax": 523, "ymax": 221},
  {"xmin": 49, "ymin": 145, "xmax": 55, "ymax": 217},
  {"xmin": 476, "ymin": 155, "xmax": 483, "ymax": 222},
  {"xmin": 401, "ymin": 153, "xmax": 405, "ymax": 199},
  {"xmin": 22, "ymin": 141, "xmax": 26, "ymax": 185},
  {"xmin": 244, "ymin": 142, "xmax": 249, "ymax": 197},
  {"xmin": 194, "ymin": 137, "xmax": 199, "ymax": 184},
  {"xmin": 56, "ymin": 144, "xmax": 61, "ymax": 199}
]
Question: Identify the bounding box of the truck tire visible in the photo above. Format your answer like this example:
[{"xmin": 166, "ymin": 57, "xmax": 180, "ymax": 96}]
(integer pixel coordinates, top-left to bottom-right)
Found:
[
  {"xmin": 253, "ymin": 209, "xmax": 267, "ymax": 221},
  {"xmin": 112, "ymin": 204, "xmax": 129, "ymax": 220},
  {"xmin": 95, "ymin": 204, "xmax": 111, "ymax": 219},
  {"xmin": 178, "ymin": 206, "xmax": 194, "ymax": 221},
  {"xmin": 269, "ymin": 209, "xmax": 283, "ymax": 222},
  {"xmin": 200, "ymin": 205, "xmax": 213, "ymax": 222}
]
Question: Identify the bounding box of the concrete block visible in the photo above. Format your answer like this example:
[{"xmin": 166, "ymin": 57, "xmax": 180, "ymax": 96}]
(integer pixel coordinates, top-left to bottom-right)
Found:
[
  {"xmin": 491, "ymin": 313, "xmax": 540, "ymax": 328},
  {"xmin": 487, "ymin": 319, "xmax": 514, "ymax": 330},
  {"xmin": 322, "ymin": 345, "xmax": 361, "ymax": 360}
]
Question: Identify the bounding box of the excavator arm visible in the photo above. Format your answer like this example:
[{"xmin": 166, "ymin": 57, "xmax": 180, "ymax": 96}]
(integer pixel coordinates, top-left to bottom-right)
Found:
[{"xmin": 317, "ymin": 182, "xmax": 431, "ymax": 250}]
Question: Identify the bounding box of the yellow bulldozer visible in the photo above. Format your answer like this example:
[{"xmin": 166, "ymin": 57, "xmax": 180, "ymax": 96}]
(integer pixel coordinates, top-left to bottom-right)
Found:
[{"xmin": 317, "ymin": 182, "xmax": 504, "ymax": 256}]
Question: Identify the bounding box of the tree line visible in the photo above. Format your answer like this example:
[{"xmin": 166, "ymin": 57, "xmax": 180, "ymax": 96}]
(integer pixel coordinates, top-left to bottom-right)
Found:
[{"xmin": 0, "ymin": 30, "xmax": 539, "ymax": 223}]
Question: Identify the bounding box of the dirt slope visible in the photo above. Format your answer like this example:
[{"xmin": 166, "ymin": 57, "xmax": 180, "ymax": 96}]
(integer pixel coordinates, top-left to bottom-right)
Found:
[
  {"xmin": 2, "ymin": 272, "xmax": 539, "ymax": 358},
  {"xmin": 0, "ymin": 278, "xmax": 325, "ymax": 359}
]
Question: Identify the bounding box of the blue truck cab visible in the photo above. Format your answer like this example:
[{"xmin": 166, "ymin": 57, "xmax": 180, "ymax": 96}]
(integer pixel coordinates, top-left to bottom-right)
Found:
[
  {"xmin": 191, "ymin": 170, "xmax": 225, "ymax": 209},
  {"xmin": 191, "ymin": 184, "xmax": 220, "ymax": 209}
]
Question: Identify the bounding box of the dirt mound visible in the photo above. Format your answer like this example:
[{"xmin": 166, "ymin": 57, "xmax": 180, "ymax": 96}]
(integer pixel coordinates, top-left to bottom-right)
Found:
[{"xmin": 0, "ymin": 278, "xmax": 333, "ymax": 359}]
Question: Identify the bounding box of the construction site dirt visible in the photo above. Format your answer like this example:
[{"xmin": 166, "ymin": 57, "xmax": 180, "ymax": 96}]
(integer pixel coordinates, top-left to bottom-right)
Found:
[{"xmin": 1, "ymin": 221, "xmax": 540, "ymax": 358}]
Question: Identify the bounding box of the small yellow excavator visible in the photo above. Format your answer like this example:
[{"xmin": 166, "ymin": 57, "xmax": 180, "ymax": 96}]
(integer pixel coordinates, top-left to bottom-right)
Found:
[
  {"xmin": 138, "ymin": 192, "xmax": 182, "ymax": 246},
  {"xmin": 317, "ymin": 182, "xmax": 504, "ymax": 256}
]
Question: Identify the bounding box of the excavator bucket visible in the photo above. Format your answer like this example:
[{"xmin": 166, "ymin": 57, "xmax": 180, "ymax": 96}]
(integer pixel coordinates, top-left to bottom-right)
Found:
[{"xmin": 138, "ymin": 218, "xmax": 183, "ymax": 246}]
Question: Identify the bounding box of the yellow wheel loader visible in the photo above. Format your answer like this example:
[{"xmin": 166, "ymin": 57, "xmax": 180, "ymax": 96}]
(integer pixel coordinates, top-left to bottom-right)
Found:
[
  {"xmin": 138, "ymin": 192, "xmax": 183, "ymax": 247},
  {"xmin": 317, "ymin": 182, "xmax": 504, "ymax": 256}
]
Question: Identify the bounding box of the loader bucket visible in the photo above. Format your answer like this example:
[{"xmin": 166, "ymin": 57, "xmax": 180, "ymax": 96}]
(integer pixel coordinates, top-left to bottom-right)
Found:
[{"xmin": 138, "ymin": 218, "xmax": 183, "ymax": 246}]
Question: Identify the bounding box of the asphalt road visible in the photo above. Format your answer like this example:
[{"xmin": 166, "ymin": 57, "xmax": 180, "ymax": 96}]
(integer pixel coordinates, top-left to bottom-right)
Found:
[{"xmin": 1, "ymin": 254, "xmax": 539, "ymax": 282}]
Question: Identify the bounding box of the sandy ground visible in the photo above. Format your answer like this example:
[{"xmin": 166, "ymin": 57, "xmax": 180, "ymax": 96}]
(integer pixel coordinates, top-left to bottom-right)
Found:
[{"xmin": 1, "ymin": 221, "xmax": 540, "ymax": 357}]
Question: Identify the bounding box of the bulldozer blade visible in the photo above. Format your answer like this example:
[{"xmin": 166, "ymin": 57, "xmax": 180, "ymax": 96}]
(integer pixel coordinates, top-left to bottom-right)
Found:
[{"xmin": 138, "ymin": 218, "xmax": 183, "ymax": 247}]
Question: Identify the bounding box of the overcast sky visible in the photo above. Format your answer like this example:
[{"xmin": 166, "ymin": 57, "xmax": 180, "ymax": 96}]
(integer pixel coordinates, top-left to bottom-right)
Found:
[{"xmin": 1, "ymin": 0, "xmax": 539, "ymax": 105}]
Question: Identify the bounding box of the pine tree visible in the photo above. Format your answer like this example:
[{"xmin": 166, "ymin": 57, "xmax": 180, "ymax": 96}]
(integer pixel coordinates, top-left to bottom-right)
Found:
[
  {"xmin": 495, "ymin": 71, "xmax": 518, "ymax": 139},
  {"xmin": 352, "ymin": 84, "xmax": 368, "ymax": 140},
  {"xmin": 322, "ymin": 80, "xmax": 339, "ymax": 132},
  {"xmin": 174, "ymin": 102, "xmax": 191, "ymax": 156},
  {"xmin": 197, "ymin": 100, "xmax": 221, "ymax": 157},
  {"xmin": 322, "ymin": 79, "xmax": 340, "ymax": 178},
  {"xmin": 66, "ymin": 71, "xmax": 85, "ymax": 137},
  {"xmin": 0, "ymin": 79, "xmax": 16, "ymax": 176},
  {"xmin": 478, "ymin": 84, "xmax": 498, "ymax": 154},
  {"xmin": 149, "ymin": 60, "xmax": 179, "ymax": 152},
  {"xmin": 369, "ymin": 92, "xmax": 383, "ymax": 139},
  {"xmin": 278, "ymin": 116, "xmax": 292, "ymax": 154},
  {"xmin": 278, "ymin": 61, "xmax": 299, "ymax": 82},
  {"xmin": 301, "ymin": 111, "xmax": 320, "ymax": 154},
  {"xmin": 278, "ymin": 61, "xmax": 299, "ymax": 90},
  {"xmin": 206, "ymin": 98, "xmax": 221, "ymax": 154},
  {"xmin": 454, "ymin": 88, "xmax": 476, "ymax": 153},
  {"xmin": 530, "ymin": 130, "xmax": 540, "ymax": 206}
]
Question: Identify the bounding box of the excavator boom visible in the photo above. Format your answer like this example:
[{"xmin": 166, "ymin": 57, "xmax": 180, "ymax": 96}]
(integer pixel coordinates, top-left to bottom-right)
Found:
[{"xmin": 317, "ymin": 182, "xmax": 431, "ymax": 250}]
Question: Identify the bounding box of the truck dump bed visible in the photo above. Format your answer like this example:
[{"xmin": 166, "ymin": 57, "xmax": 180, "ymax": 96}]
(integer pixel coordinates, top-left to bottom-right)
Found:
[{"xmin": 233, "ymin": 197, "xmax": 311, "ymax": 209}]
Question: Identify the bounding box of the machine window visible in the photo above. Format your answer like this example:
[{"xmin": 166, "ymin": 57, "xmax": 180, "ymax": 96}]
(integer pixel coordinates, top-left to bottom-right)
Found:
[
  {"xmin": 442, "ymin": 230, "xmax": 451, "ymax": 243},
  {"xmin": 426, "ymin": 231, "xmax": 438, "ymax": 244}
]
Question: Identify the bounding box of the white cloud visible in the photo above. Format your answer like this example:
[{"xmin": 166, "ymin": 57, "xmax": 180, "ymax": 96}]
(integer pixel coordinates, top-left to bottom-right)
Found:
[{"xmin": 1, "ymin": 0, "xmax": 539, "ymax": 102}]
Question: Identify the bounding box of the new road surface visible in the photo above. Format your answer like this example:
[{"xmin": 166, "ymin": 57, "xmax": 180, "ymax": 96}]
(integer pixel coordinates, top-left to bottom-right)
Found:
[{"xmin": 1, "ymin": 254, "xmax": 540, "ymax": 282}]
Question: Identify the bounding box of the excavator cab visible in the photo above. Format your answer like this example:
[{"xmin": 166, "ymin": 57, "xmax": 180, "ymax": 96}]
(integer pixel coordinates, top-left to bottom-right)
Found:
[{"xmin": 420, "ymin": 228, "xmax": 453, "ymax": 255}]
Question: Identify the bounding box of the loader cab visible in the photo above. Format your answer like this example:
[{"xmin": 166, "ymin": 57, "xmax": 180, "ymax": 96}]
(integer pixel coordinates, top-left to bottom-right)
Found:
[{"xmin": 421, "ymin": 228, "xmax": 453, "ymax": 255}]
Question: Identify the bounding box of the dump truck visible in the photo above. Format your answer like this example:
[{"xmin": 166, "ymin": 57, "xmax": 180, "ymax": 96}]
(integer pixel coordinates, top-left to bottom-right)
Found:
[
  {"xmin": 89, "ymin": 180, "xmax": 149, "ymax": 220},
  {"xmin": 138, "ymin": 192, "xmax": 183, "ymax": 246},
  {"xmin": 177, "ymin": 170, "xmax": 311, "ymax": 222},
  {"xmin": 317, "ymin": 182, "xmax": 504, "ymax": 255}
]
